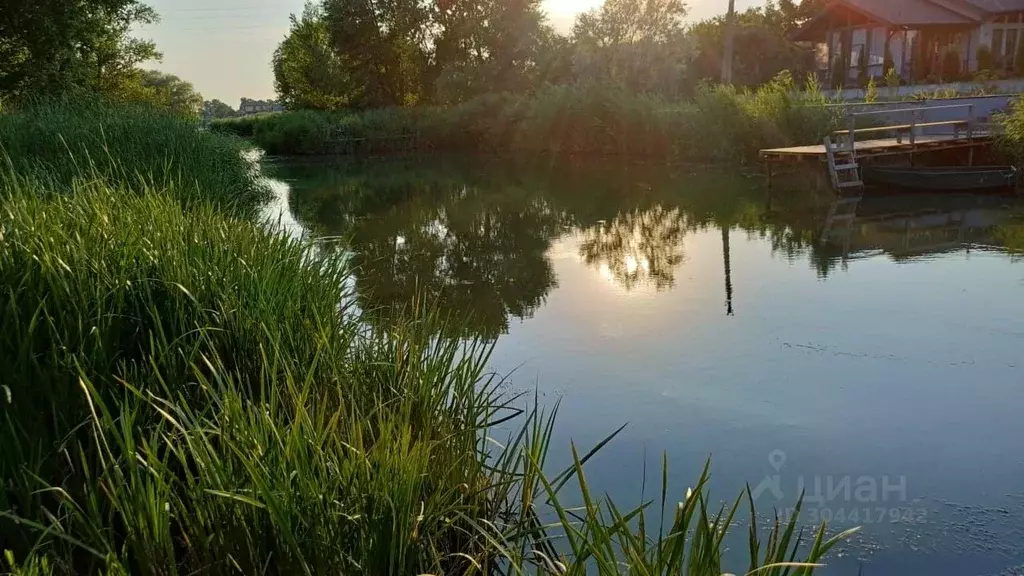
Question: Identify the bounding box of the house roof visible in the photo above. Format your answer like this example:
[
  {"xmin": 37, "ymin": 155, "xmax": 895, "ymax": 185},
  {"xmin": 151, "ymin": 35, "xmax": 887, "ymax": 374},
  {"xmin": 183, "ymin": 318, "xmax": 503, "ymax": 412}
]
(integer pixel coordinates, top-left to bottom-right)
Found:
[
  {"xmin": 959, "ymin": 0, "xmax": 1024, "ymax": 12},
  {"xmin": 930, "ymin": 0, "xmax": 990, "ymax": 18},
  {"xmin": 792, "ymin": 0, "xmax": 978, "ymax": 42},
  {"xmin": 833, "ymin": 0, "xmax": 978, "ymax": 25}
]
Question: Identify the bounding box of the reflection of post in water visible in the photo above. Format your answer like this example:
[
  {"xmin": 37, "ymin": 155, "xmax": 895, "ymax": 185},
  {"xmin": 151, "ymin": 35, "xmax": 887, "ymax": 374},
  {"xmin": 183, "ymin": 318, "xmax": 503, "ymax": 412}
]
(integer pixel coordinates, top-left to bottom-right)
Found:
[{"xmin": 722, "ymin": 225, "xmax": 734, "ymax": 316}]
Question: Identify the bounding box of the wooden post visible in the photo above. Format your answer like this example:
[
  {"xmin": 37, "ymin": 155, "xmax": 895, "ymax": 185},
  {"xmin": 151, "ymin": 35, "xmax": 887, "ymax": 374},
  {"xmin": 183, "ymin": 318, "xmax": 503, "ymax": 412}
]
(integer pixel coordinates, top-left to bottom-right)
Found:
[
  {"xmin": 722, "ymin": 226, "xmax": 734, "ymax": 317},
  {"xmin": 722, "ymin": 0, "xmax": 736, "ymax": 84}
]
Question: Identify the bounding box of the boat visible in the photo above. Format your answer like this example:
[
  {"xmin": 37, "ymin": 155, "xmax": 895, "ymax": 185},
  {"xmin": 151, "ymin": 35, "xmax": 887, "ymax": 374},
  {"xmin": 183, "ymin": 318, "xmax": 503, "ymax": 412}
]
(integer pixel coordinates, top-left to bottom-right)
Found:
[{"xmin": 861, "ymin": 166, "xmax": 1019, "ymax": 193}]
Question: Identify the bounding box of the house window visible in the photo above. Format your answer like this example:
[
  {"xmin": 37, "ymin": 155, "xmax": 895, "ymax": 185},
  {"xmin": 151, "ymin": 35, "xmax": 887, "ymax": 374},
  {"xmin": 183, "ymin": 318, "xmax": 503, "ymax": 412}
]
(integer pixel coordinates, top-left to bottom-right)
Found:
[{"xmin": 990, "ymin": 11, "xmax": 1024, "ymax": 71}]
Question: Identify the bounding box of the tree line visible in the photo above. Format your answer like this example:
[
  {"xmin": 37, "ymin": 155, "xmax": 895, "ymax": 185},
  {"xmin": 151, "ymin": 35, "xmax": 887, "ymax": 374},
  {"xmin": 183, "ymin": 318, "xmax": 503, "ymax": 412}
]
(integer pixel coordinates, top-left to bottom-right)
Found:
[
  {"xmin": 273, "ymin": 0, "xmax": 827, "ymax": 110},
  {"xmin": 0, "ymin": 0, "xmax": 220, "ymax": 117}
]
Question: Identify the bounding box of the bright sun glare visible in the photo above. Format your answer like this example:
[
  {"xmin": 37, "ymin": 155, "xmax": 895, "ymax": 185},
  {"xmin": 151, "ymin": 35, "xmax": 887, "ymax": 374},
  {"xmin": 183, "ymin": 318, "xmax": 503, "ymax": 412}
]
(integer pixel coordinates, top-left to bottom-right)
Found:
[{"xmin": 543, "ymin": 0, "xmax": 603, "ymax": 18}]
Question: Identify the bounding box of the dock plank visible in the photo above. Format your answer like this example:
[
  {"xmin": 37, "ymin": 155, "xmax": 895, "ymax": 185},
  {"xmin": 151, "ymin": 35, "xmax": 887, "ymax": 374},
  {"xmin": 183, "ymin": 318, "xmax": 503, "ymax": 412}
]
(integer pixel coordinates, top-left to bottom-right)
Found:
[{"xmin": 759, "ymin": 133, "xmax": 992, "ymax": 161}]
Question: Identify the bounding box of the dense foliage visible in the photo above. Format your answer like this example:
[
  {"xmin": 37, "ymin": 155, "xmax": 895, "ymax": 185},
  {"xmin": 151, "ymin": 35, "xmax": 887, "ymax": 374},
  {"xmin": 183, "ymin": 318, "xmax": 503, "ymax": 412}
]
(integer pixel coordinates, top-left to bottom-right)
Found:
[
  {"xmin": 0, "ymin": 0, "xmax": 208, "ymax": 117},
  {"xmin": 272, "ymin": 0, "xmax": 826, "ymax": 110},
  {"xmin": 215, "ymin": 72, "xmax": 842, "ymax": 163},
  {"xmin": 0, "ymin": 0, "xmax": 157, "ymax": 102}
]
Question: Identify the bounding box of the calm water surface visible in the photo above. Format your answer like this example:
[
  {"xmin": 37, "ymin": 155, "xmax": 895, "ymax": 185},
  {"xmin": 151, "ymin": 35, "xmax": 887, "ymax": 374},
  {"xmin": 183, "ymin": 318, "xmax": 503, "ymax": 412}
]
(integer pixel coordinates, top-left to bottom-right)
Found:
[{"xmin": 267, "ymin": 157, "xmax": 1024, "ymax": 575}]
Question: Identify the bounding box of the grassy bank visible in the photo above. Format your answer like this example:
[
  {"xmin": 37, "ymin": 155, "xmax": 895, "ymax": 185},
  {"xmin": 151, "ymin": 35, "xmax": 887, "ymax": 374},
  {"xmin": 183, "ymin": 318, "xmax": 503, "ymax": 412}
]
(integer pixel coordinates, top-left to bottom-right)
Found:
[
  {"xmin": 213, "ymin": 76, "xmax": 842, "ymax": 163},
  {"xmin": 0, "ymin": 99, "xmax": 270, "ymax": 219},
  {"xmin": 1, "ymin": 102, "xmax": 852, "ymax": 574}
]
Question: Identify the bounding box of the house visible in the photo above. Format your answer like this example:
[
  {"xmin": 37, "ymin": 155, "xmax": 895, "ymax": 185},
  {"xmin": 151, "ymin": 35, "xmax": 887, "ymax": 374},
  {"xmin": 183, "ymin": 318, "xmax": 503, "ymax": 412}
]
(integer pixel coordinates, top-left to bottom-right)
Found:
[
  {"xmin": 239, "ymin": 98, "xmax": 285, "ymax": 115},
  {"xmin": 792, "ymin": 0, "xmax": 1024, "ymax": 84}
]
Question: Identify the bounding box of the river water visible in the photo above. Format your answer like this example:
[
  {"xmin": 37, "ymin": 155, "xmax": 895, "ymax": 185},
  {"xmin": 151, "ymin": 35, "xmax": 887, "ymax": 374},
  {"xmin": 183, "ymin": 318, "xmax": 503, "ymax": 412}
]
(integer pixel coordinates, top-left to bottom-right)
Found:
[{"xmin": 265, "ymin": 156, "xmax": 1024, "ymax": 575}]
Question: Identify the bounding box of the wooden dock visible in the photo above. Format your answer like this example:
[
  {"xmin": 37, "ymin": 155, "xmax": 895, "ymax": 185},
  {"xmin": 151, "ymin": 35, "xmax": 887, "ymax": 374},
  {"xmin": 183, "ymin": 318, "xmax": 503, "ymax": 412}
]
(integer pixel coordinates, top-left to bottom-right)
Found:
[
  {"xmin": 760, "ymin": 133, "xmax": 993, "ymax": 163},
  {"xmin": 759, "ymin": 103, "xmax": 998, "ymax": 192}
]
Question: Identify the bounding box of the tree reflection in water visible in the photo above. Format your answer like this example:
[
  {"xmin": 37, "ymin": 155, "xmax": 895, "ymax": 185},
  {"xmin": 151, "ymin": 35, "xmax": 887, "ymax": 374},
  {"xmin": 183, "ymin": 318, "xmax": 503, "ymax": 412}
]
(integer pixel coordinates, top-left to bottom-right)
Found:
[
  {"xmin": 274, "ymin": 158, "xmax": 975, "ymax": 338},
  {"xmin": 577, "ymin": 205, "xmax": 687, "ymax": 290},
  {"xmin": 277, "ymin": 159, "xmax": 567, "ymax": 340}
]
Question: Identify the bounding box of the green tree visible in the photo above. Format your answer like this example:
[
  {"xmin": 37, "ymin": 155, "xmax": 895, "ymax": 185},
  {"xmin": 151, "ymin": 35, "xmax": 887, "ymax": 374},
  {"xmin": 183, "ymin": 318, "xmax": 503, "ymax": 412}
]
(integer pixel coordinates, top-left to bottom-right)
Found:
[
  {"xmin": 134, "ymin": 70, "xmax": 203, "ymax": 116},
  {"xmin": 323, "ymin": 0, "xmax": 429, "ymax": 107},
  {"xmin": 204, "ymin": 99, "xmax": 237, "ymax": 120},
  {"xmin": 0, "ymin": 0, "xmax": 160, "ymax": 102},
  {"xmin": 431, "ymin": 0, "xmax": 551, "ymax": 101},
  {"xmin": 274, "ymin": 3, "xmax": 355, "ymax": 110},
  {"xmin": 573, "ymin": 0, "xmax": 688, "ymax": 47},
  {"xmin": 686, "ymin": 3, "xmax": 815, "ymax": 88},
  {"xmin": 570, "ymin": 0, "xmax": 690, "ymax": 94}
]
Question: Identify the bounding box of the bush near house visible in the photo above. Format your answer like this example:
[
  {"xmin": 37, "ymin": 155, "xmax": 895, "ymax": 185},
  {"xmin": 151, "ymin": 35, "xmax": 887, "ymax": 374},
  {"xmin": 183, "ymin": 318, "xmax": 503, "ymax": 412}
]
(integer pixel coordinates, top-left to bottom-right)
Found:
[{"xmin": 977, "ymin": 45, "xmax": 996, "ymax": 73}]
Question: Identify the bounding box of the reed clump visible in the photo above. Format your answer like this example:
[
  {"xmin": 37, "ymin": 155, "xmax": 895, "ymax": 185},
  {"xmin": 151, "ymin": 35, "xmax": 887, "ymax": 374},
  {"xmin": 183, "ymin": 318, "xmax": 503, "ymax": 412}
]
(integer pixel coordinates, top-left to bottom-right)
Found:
[{"xmin": 0, "ymin": 99, "xmax": 270, "ymax": 218}]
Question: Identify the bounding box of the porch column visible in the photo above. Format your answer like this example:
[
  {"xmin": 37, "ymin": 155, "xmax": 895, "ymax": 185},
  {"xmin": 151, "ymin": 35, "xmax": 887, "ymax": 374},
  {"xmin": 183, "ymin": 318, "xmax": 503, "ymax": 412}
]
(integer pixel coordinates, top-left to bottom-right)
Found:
[
  {"xmin": 826, "ymin": 21, "xmax": 834, "ymax": 86},
  {"xmin": 901, "ymin": 28, "xmax": 909, "ymax": 77},
  {"xmin": 865, "ymin": 27, "xmax": 874, "ymax": 80}
]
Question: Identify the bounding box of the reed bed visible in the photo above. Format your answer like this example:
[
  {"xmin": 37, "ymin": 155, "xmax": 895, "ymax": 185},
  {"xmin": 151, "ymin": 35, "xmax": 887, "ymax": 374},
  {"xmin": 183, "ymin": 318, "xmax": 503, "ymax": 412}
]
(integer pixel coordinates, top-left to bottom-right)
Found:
[{"xmin": 0, "ymin": 99, "xmax": 270, "ymax": 218}]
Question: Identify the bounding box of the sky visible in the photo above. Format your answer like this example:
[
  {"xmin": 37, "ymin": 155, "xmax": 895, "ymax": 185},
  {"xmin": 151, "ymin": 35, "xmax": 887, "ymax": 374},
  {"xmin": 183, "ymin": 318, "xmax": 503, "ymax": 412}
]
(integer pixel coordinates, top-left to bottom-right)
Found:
[{"xmin": 140, "ymin": 0, "xmax": 763, "ymax": 106}]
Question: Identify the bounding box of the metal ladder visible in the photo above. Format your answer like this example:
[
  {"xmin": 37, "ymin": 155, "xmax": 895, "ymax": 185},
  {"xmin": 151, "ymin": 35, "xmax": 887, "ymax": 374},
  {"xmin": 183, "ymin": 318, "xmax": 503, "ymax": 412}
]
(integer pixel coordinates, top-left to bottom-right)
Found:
[{"xmin": 823, "ymin": 135, "xmax": 863, "ymax": 192}]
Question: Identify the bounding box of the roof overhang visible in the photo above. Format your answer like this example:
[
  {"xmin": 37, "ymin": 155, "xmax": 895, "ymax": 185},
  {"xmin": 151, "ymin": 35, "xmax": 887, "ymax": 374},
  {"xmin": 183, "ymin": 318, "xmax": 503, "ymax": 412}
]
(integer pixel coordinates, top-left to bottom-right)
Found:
[{"xmin": 791, "ymin": 0, "xmax": 978, "ymax": 42}]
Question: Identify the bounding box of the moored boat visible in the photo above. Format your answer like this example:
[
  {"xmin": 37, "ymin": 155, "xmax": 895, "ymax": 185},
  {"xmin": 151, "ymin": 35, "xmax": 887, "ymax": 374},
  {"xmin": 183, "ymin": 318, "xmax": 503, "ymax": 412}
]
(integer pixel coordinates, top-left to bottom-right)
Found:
[{"xmin": 861, "ymin": 165, "xmax": 1018, "ymax": 193}]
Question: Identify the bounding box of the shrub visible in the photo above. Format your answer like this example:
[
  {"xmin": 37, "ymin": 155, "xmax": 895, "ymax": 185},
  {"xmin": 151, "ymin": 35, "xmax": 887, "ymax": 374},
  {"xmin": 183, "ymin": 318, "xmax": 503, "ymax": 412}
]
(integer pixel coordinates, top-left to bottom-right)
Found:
[
  {"xmin": 0, "ymin": 99, "xmax": 270, "ymax": 218},
  {"xmin": 977, "ymin": 44, "xmax": 996, "ymax": 73},
  {"xmin": 1015, "ymin": 39, "xmax": 1024, "ymax": 77},
  {"xmin": 996, "ymin": 97, "xmax": 1024, "ymax": 162},
  {"xmin": 830, "ymin": 55, "xmax": 847, "ymax": 89},
  {"xmin": 865, "ymin": 76, "xmax": 878, "ymax": 103},
  {"xmin": 884, "ymin": 66, "xmax": 901, "ymax": 88},
  {"xmin": 209, "ymin": 112, "xmax": 281, "ymax": 138},
  {"xmin": 941, "ymin": 49, "xmax": 962, "ymax": 80}
]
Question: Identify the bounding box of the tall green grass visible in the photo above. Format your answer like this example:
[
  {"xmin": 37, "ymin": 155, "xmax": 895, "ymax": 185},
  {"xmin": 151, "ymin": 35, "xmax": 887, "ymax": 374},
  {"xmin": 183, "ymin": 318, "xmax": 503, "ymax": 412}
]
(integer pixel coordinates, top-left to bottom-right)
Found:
[
  {"xmin": 0, "ymin": 99, "xmax": 270, "ymax": 218},
  {"xmin": 213, "ymin": 75, "xmax": 842, "ymax": 164}
]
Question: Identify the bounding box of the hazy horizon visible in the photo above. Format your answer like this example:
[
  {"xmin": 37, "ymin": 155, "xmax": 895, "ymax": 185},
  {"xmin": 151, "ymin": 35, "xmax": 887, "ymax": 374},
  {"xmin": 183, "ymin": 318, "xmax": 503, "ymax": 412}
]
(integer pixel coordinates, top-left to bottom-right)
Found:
[{"xmin": 140, "ymin": 0, "xmax": 763, "ymax": 106}]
